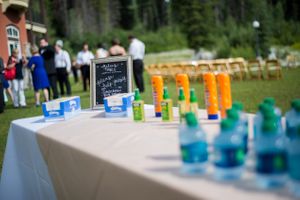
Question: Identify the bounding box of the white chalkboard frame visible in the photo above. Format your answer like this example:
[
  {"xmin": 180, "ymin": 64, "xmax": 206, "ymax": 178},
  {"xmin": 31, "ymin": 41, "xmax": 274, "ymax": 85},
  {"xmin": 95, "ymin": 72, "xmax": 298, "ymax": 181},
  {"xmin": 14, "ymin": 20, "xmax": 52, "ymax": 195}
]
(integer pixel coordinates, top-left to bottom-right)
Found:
[{"xmin": 90, "ymin": 55, "xmax": 133, "ymax": 109}]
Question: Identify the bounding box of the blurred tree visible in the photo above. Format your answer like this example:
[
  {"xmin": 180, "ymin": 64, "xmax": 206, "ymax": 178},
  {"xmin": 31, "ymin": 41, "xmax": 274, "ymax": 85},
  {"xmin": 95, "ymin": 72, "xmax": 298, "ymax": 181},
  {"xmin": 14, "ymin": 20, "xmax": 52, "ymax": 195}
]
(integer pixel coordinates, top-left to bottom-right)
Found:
[
  {"xmin": 172, "ymin": 0, "xmax": 215, "ymax": 50},
  {"xmin": 39, "ymin": 0, "xmax": 300, "ymax": 55}
]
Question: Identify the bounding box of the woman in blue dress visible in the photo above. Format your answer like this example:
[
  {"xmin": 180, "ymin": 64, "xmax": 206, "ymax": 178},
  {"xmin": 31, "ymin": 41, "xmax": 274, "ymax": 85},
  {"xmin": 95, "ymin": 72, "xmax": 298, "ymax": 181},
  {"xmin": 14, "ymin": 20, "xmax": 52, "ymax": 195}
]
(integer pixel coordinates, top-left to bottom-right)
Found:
[{"xmin": 27, "ymin": 45, "xmax": 50, "ymax": 106}]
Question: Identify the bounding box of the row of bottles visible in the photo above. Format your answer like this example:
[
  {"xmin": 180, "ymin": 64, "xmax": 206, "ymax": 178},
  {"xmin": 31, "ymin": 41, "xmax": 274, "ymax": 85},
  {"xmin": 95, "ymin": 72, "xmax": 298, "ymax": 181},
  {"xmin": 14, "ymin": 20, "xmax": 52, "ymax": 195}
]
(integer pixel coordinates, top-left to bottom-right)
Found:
[
  {"xmin": 151, "ymin": 73, "xmax": 232, "ymax": 121},
  {"xmin": 178, "ymin": 98, "xmax": 300, "ymax": 197},
  {"xmin": 132, "ymin": 86, "xmax": 200, "ymax": 123}
]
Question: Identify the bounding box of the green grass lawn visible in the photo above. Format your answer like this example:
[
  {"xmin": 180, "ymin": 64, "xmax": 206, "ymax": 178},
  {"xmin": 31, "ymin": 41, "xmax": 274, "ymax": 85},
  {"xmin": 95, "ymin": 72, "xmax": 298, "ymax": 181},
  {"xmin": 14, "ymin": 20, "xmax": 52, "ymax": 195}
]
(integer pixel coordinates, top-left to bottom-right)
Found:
[{"xmin": 0, "ymin": 67, "xmax": 300, "ymax": 171}]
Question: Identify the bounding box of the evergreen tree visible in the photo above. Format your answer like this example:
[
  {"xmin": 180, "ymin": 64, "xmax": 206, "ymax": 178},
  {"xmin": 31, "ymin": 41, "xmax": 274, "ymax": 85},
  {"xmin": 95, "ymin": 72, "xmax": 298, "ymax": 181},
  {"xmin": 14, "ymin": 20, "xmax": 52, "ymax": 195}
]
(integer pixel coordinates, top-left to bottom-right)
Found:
[{"xmin": 172, "ymin": 0, "xmax": 215, "ymax": 50}]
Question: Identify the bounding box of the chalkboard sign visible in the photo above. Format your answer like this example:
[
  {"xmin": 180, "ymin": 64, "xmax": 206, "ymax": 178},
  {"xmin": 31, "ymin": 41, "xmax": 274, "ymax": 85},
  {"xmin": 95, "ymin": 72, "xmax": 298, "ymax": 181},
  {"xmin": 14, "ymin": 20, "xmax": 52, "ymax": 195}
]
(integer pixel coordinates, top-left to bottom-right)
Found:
[{"xmin": 90, "ymin": 56, "xmax": 133, "ymax": 109}]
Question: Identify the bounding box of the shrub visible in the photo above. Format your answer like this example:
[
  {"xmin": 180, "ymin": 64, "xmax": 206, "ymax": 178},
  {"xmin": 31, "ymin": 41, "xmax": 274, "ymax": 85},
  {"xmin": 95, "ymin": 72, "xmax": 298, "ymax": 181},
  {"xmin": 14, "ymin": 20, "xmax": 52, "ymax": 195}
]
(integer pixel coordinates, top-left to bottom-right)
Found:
[{"xmin": 59, "ymin": 26, "xmax": 187, "ymax": 57}]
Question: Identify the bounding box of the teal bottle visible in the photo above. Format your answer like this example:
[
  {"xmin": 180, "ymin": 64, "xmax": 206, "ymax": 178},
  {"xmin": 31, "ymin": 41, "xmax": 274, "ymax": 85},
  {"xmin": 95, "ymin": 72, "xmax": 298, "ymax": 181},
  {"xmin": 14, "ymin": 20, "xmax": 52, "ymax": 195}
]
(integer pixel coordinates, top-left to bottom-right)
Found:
[
  {"xmin": 213, "ymin": 119, "xmax": 245, "ymax": 180},
  {"xmin": 255, "ymin": 118, "xmax": 287, "ymax": 189},
  {"xmin": 179, "ymin": 112, "xmax": 208, "ymax": 174}
]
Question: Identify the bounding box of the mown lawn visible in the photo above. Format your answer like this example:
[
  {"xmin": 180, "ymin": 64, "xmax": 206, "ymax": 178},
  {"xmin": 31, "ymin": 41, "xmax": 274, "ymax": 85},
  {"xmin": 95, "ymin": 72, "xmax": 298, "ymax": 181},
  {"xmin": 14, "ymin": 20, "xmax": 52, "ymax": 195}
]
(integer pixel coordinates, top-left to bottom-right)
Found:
[{"xmin": 0, "ymin": 67, "xmax": 300, "ymax": 171}]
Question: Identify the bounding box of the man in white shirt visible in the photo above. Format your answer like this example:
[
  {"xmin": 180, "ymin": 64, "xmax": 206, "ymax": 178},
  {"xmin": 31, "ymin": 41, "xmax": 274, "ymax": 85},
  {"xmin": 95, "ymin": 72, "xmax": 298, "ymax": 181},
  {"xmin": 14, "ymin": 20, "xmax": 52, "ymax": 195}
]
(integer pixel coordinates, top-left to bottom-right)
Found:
[
  {"xmin": 128, "ymin": 35, "xmax": 145, "ymax": 92},
  {"xmin": 55, "ymin": 40, "xmax": 72, "ymax": 96},
  {"xmin": 76, "ymin": 43, "xmax": 94, "ymax": 91}
]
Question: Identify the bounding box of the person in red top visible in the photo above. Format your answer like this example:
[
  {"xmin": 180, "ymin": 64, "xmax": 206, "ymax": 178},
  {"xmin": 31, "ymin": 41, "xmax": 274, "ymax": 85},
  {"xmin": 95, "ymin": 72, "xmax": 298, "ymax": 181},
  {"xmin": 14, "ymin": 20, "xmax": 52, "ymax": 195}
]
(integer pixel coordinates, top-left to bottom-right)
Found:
[
  {"xmin": 7, "ymin": 49, "xmax": 27, "ymax": 107},
  {"xmin": 3, "ymin": 53, "xmax": 15, "ymax": 105}
]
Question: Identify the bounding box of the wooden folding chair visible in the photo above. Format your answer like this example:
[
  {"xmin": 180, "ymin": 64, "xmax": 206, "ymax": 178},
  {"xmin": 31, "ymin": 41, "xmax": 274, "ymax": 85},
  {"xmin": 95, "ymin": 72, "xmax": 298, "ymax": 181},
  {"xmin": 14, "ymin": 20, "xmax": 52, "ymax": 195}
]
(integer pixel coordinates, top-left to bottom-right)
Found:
[
  {"xmin": 210, "ymin": 59, "xmax": 229, "ymax": 75},
  {"xmin": 247, "ymin": 60, "xmax": 264, "ymax": 80},
  {"xmin": 265, "ymin": 59, "xmax": 282, "ymax": 79},
  {"xmin": 145, "ymin": 64, "xmax": 159, "ymax": 76},
  {"xmin": 169, "ymin": 63, "xmax": 183, "ymax": 81},
  {"xmin": 286, "ymin": 54, "xmax": 297, "ymax": 69},
  {"xmin": 182, "ymin": 63, "xmax": 197, "ymax": 82},
  {"xmin": 195, "ymin": 60, "xmax": 211, "ymax": 81},
  {"xmin": 228, "ymin": 58, "xmax": 247, "ymax": 81},
  {"xmin": 157, "ymin": 63, "xmax": 172, "ymax": 82}
]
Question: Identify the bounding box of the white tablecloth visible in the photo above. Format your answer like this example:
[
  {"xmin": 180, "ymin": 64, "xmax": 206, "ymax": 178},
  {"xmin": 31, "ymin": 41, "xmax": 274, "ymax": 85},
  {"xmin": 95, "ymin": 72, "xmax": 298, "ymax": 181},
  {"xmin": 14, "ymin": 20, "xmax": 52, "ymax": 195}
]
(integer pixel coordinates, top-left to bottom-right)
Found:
[
  {"xmin": 0, "ymin": 117, "xmax": 56, "ymax": 200},
  {"xmin": 0, "ymin": 106, "xmax": 293, "ymax": 200}
]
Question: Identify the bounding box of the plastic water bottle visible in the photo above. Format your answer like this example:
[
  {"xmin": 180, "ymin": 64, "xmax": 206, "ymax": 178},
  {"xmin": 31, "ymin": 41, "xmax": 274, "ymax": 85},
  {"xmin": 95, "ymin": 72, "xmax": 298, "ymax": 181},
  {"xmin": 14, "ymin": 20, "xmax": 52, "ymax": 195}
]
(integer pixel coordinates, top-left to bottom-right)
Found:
[
  {"xmin": 179, "ymin": 112, "xmax": 208, "ymax": 174},
  {"xmin": 287, "ymin": 125, "xmax": 300, "ymax": 197},
  {"xmin": 232, "ymin": 102, "xmax": 248, "ymax": 152},
  {"xmin": 255, "ymin": 104, "xmax": 282, "ymax": 139},
  {"xmin": 264, "ymin": 97, "xmax": 283, "ymax": 131},
  {"xmin": 226, "ymin": 108, "xmax": 248, "ymax": 154},
  {"xmin": 232, "ymin": 102, "xmax": 248, "ymax": 129},
  {"xmin": 253, "ymin": 103, "xmax": 268, "ymax": 140},
  {"xmin": 285, "ymin": 99, "xmax": 300, "ymax": 139},
  {"xmin": 213, "ymin": 119, "xmax": 245, "ymax": 180},
  {"xmin": 264, "ymin": 97, "xmax": 282, "ymax": 118},
  {"xmin": 255, "ymin": 118, "xmax": 287, "ymax": 189}
]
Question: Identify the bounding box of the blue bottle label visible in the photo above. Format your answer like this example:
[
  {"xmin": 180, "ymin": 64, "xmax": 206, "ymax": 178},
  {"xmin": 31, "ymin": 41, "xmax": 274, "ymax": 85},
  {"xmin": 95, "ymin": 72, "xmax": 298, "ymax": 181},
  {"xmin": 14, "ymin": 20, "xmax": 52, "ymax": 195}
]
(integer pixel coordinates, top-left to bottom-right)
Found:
[
  {"xmin": 214, "ymin": 147, "xmax": 245, "ymax": 168},
  {"xmin": 180, "ymin": 142, "xmax": 208, "ymax": 164},
  {"xmin": 286, "ymin": 125, "xmax": 297, "ymax": 138},
  {"xmin": 288, "ymin": 154, "xmax": 300, "ymax": 180},
  {"xmin": 256, "ymin": 151, "xmax": 287, "ymax": 174},
  {"xmin": 243, "ymin": 133, "xmax": 248, "ymax": 154}
]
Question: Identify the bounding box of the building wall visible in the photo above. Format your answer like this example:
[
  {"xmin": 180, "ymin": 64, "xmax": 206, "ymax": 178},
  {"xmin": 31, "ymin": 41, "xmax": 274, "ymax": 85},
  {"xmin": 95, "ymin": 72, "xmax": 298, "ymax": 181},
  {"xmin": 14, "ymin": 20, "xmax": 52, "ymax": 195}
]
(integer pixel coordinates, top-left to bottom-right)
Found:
[{"xmin": 0, "ymin": 4, "xmax": 27, "ymax": 64}]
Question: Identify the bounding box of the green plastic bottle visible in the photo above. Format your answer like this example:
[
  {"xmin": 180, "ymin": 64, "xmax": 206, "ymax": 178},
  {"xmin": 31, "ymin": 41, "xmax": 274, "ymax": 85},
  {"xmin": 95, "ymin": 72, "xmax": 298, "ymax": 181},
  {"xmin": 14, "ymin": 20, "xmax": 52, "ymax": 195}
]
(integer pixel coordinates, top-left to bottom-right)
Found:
[
  {"xmin": 132, "ymin": 89, "xmax": 145, "ymax": 122},
  {"xmin": 189, "ymin": 88, "xmax": 199, "ymax": 119},
  {"xmin": 178, "ymin": 87, "xmax": 187, "ymax": 123},
  {"xmin": 161, "ymin": 87, "xmax": 173, "ymax": 122}
]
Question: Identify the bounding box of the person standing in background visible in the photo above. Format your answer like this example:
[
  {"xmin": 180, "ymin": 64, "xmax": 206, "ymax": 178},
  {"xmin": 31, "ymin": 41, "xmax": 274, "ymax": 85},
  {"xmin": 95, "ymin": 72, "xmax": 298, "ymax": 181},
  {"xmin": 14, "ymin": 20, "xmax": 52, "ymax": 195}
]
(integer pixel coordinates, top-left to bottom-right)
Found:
[
  {"xmin": 27, "ymin": 45, "xmax": 49, "ymax": 106},
  {"xmin": 96, "ymin": 43, "xmax": 108, "ymax": 58},
  {"xmin": 39, "ymin": 38, "xmax": 59, "ymax": 99},
  {"xmin": 76, "ymin": 43, "xmax": 94, "ymax": 91},
  {"xmin": 108, "ymin": 38, "xmax": 126, "ymax": 56},
  {"xmin": 7, "ymin": 49, "xmax": 27, "ymax": 107},
  {"xmin": 128, "ymin": 35, "xmax": 145, "ymax": 93},
  {"xmin": 3, "ymin": 54, "xmax": 15, "ymax": 104},
  {"xmin": 55, "ymin": 40, "xmax": 72, "ymax": 96},
  {"xmin": 71, "ymin": 57, "xmax": 79, "ymax": 84},
  {"xmin": 0, "ymin": 57, "xmax": 5, "ymax": 113}
]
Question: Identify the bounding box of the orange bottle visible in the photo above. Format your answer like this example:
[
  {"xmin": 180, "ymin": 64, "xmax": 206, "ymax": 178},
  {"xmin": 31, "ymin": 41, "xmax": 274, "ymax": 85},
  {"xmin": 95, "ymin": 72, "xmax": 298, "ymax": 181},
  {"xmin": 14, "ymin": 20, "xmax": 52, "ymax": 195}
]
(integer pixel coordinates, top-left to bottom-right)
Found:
[
  {"xmin": 217, "ymin": 73, "xmax": 232, "ymax": 118},
  {"xmin": 176, "ymin": 74, "xmax": 190, "ymax": 104},
  {"xmin": 203, "ymin": 72, "xmax": 219, "ymax": 120},
  {"xmin": 151, "ymin": 75, "xmax": 164, "ymax": 117}
]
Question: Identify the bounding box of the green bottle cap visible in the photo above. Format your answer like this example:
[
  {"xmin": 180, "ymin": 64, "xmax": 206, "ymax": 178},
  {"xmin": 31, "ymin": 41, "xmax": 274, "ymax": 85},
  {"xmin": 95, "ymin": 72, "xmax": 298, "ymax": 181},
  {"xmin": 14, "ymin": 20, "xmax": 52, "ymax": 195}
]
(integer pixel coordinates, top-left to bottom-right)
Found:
[
  {"xmin": 221, "ymin": 119, "xmax": 234, "ymax": 131},
  {"xmin": 163, "ymin": 87, "xmax": 170, "ymax": 99},
  {"xmin": 291, "ymin": 99, "xmax": 300, "ymax": 107},
  {"xmin": 263, "ymin": 106, "xmax": 276, "ymax": 120},
  {"xmin": 178, "ymin": 87, "xmax": 185, "ymax": 101},
  {"xmin": 134, "ymin": 88, "xmax": 141, "ymax": 101},
  {"xmin": 264, "ymin": 97, "xmax": 275, "ymax": 107},
  {"xmin": 262, "ymin": 119, "xmax": 277, "ymax": 133},
  {"xmin": 226, "ymin": 108, "xmax": 239, "ymax": 121},
  {"xmin": 185, "ymin": 112, "xmax": 198, "ymax": 127},
  {"xmin": 190, "ymin": 88, "xmax": 197, "ymax": 103},
  {"xmin": 232, "ymin": 102, "xmax": 244, "ymax": 111},
  {"xmin": 258, "ymin": 103, "xmax": 267, "ymax": 112},
  {"xmin": 292, "ymin": 100, "xmax": 300, "ymax": 112}
]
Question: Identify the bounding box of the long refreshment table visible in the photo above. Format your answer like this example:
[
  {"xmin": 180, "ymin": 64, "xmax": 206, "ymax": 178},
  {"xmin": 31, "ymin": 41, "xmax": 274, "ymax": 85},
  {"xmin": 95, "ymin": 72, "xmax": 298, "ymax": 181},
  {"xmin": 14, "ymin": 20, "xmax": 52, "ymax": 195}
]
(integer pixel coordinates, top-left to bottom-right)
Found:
[{"xmin": 0, "ymin": 106, "xmax": 295, "ymax": 200}]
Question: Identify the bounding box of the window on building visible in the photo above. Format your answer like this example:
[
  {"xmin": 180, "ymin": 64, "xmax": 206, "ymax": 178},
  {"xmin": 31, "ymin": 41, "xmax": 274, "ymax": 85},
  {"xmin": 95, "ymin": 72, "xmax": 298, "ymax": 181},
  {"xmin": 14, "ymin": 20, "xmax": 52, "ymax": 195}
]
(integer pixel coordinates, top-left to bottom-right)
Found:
[{"xmin": 6, "ymin": 25, "xmax": 21, "ymax": 57}]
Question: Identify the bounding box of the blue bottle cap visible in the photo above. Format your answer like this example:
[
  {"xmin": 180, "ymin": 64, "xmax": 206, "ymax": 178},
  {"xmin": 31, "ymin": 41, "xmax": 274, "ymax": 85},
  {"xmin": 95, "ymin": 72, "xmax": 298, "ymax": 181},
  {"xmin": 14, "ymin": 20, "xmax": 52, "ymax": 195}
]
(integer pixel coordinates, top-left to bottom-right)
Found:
[
  {"xmin": 208, "ymin": 114, "xmax": 218, "ymax": 120},
  {"xmin": 155, "ymin": 112, "xmax": 161, "ymax": 117}
]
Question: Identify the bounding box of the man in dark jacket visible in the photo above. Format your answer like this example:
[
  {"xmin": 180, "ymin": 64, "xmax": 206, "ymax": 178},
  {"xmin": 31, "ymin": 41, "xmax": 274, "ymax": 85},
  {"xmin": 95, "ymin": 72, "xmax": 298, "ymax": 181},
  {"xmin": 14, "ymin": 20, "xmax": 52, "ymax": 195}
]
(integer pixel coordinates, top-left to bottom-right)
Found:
[
  {"xmin": 39, "ymin": 38, "xmax": 59, "ymax": 99},
  {"xmin": 0, "ymin": 57, "xmax": 5, "ymax": 113}
]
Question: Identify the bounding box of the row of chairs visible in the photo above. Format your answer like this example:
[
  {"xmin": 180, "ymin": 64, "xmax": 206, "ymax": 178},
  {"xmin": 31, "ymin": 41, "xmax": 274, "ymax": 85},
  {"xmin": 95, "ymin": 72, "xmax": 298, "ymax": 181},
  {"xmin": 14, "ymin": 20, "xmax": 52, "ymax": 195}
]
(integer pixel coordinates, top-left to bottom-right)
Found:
[{"xmin": 145, "ymin": 58, "xmax": 282, "ymax": 82}]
